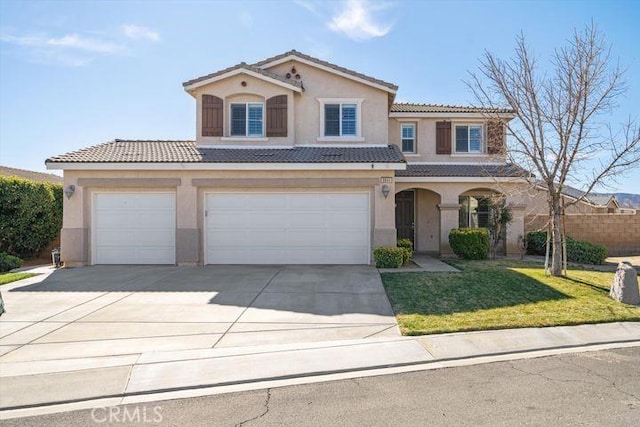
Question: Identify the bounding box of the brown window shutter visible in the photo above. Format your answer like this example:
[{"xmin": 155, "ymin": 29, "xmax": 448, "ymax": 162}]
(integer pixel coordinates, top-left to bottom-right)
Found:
[
  {"xmin": 266, "ymin": 95, "xmax": 288, "ymax": 137},
  {"xmin": 487, "ymin": 120, "xmax": 505, "ymax": 155},
  {"xmin": 202, "ymin": 95, "xmax": 223, "ymax": 137},
  {"xmin": 436, "ymin": 121, "xmax": 451, "ymax": 154}
]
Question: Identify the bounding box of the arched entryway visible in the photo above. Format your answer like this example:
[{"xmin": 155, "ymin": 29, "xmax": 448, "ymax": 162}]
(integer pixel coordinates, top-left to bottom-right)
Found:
[
  {"xmin": 459, "ymin": 188, "xmax": 507, "ymax": 254},
  {"xmin": 395, "ymin": 187, "xmax": 441, "ymax": 254}
]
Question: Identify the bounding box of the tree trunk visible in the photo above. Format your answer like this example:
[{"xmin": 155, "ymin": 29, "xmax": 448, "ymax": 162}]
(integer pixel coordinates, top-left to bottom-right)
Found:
[{"xmin": 551, "ymin": 195, "xmax": 563, "ymax": 276}]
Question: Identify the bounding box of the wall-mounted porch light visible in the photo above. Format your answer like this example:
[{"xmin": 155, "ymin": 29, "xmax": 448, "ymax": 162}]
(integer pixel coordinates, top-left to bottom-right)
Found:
[
  {"xmin": 381, "ymin": 184, "xmax": 390, "ymax": 199},
  {"xmin": 64, "ymin": 185, "xmax": 76, "ymax": 199}
]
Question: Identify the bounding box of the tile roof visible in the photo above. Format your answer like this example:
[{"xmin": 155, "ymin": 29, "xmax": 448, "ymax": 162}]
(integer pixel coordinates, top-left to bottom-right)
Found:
[
  {"xmin": 182, "ymin": 62, "xmax": 303, "ymax": 89},
  {"xmin": 396, "ymin": 163, "xmax": 529, "ymax": 178},
  {"xmin": 391, "ymin": 103, "xmax": 514, "ymax": 114},
  {"xmin": 253, "ymin": 49, "xmax": 398, "ymax": 91},
  {"xmin": 555, "ymin": 185, "xmax": 617, "ymax": 207},
  {"xmin": 46, "ymin": 140, "xmax": 406, "ymax": 164},
  {"xmin": 0, "ymin": 165, "xmax": 63, "ymax": 183}
]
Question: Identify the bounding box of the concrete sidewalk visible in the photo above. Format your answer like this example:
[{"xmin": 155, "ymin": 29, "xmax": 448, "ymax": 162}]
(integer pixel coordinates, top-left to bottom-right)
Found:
[{"xmin": 1, "ymin": 321, "xmax": 638, "ymax": 419}]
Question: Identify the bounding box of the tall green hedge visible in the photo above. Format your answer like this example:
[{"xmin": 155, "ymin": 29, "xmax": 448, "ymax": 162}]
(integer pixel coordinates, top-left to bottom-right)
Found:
[
  {"xmin": 0, "ymin": 176, "xmax": 63, "ymax": 259},
  {"xmin": 525, "ymin": 231, "xmax": 607, "ymax": 265}
]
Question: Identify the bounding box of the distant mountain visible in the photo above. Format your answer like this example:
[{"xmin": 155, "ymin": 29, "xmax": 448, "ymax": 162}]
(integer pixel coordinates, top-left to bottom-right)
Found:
[{"xmin": 612, "ymin": 193, "xmax": 640, "ymax": 209}]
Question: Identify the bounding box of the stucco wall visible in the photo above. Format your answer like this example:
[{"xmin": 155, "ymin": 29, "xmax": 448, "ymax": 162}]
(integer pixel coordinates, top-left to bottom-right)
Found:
[
  {"xmin": 193, "ymin": 74, "xmax": 296, "ymax": 146},
  {"xmin": 191, "ymin": 61, "xmax": 390, "ymax": 147},
  {"xmin": 525, "ymin": 210, "xmax": 640, "ymax": 256},
  {"xmin": 388, "ymin": 118, "xmax": 506, "ymax": 163},
  {"xmin": 61, "ymin": 168, "xmax": 397, "ymax": 266},
  {"xmin": 267, "ymin": 61, "xmax": 389, "ymax": 146}
]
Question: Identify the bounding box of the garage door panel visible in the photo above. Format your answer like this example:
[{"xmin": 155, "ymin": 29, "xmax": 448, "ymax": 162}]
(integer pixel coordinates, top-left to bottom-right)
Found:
[
  {"xmin": 206, "ymin": 193, "xmax": 370, "ymax": 265},
  {"xmin": 98, "ymin": 211, "xmax": 175, "ymax": 228},
  {"xmin": 94, "ymin": 193, "xmax": 175, "ymax": 265}
]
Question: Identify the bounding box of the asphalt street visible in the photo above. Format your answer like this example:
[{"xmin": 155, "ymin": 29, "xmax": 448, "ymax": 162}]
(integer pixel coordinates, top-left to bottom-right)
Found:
[{"xmin": 3, "ymin": 347, "xmax": 638, "ymax": 427}]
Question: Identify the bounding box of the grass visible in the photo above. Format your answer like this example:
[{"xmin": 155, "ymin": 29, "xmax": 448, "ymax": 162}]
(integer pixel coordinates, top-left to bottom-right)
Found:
[
  {"xmin": 382, "ymin": 259, "xmax": 640, "ymax": 335},
  {"xmin": 0, "ymin": 272, "xmax": 36, "ymax": 286}
]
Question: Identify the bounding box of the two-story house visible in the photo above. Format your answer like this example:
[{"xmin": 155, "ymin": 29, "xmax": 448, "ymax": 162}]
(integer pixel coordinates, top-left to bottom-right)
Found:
[{"xmin": 46, "ymin": 50, "xmax": 528, "ymax": 266}]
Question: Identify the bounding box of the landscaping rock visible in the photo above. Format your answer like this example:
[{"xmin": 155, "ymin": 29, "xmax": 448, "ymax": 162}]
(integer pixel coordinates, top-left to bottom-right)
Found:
[{"xmin": 610, "ymin": 262, "xmax": 640, "ymax": 305}]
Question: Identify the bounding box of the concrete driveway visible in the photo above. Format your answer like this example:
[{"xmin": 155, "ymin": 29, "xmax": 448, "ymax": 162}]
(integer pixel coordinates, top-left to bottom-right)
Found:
[{"xmin": 0, "ymin": 265, "xmax": 399, "ymax": 363}]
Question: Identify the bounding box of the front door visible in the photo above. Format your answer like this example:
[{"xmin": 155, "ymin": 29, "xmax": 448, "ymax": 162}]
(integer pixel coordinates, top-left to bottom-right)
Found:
[{"xmin": 395, "ymin": 190, "xmax": 415, "ymax": 243}]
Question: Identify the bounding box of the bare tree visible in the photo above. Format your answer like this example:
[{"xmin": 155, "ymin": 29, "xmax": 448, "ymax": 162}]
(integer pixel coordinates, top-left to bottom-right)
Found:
[{"xmin": 467, "ymin": 23, "xmax": 640, "ymax": 276}]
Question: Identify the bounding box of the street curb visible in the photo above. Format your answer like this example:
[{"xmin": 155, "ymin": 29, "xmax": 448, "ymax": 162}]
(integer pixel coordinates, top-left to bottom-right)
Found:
[{"xmin": 2, "ymin": 338, "xmax": 639, "ymax": 415}]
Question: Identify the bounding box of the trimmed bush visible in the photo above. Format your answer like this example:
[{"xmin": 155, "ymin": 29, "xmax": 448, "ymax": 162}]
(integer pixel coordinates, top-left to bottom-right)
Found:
[
  {"xmin": 525, "ymin": 231, "xmax": 548, "ymax": 255},
  {"xmin": 449, "ymin": 228, "xmax": 489, "ymax": 260},
  {"xmin": 566, "ymin": 238, "xmax": 607, "ymax": 264},
  {"xmin": 524, "ymin": 231, "xmax": 607, "ymax": 265},
  {"xmin": 374, "ymin": 246, "xmax": 405, "ymax": 268},
  {"xmin": 0, "ymin": 252, "xmax": 23, "ymax": 272},
  {"xmin": 397, "ymin": 238, "xmax": 413, "ymax": 265},
  {"xmin": 0, "ymin": 176, "xmax": 63, "ymax": 259}
]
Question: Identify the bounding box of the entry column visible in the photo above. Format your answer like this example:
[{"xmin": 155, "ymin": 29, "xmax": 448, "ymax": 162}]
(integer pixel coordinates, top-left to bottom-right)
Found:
[{"xmin": 438, "ymin": 202, "xmax": 461, "ymax": 255}]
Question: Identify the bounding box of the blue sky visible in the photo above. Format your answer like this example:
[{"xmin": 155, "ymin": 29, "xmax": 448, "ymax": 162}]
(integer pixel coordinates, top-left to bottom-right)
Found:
[{"xmin": 1, "ymin": 0, "xmax": 638, "ymax": 193}]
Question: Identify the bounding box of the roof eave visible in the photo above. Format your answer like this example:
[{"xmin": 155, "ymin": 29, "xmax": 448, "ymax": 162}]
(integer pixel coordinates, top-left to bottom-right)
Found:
[
  {"xmin": 390, "ymin": 112, "xmax": 515, "ymax": 119},
  {"xmin": 182, "ymin": 68, "xmax": 303, "ymax": 93}
]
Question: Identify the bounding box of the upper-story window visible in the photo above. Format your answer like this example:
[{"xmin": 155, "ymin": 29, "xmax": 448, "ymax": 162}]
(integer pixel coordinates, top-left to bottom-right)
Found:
[
  {"xmin": 317, "ymin": 98, "xmax": 364, "ymax": 141},
  {"xmin": 455, "ymin": 124, "xmax": 483, "ymax": 153},
  {"xmin": 401, "ymin": 123, "xmax": 416, "ymax": 153},
  {"xmin": 230, "ymin": 103, "xmax": 263, "ymax": 137},
  {"xmin": 325, "ymin": 104, "xmax": 356, "ymax": 136}
]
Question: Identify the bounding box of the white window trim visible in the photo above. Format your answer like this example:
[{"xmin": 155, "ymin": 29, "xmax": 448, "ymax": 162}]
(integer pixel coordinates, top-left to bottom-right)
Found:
[
  {"xmin": 454, "ymin": 124, "xmax": 484, "ymax": 154},
  {"xmin": 229, "ymin": 102, "xmax": 265, "ymax": 137},
  {"xmin": 317, "ymin": 98, "xmax": 364, "ymax": 141},
  {"xmin": 400, "ymin": 123, "xmax": 416, "ymax": 153}
]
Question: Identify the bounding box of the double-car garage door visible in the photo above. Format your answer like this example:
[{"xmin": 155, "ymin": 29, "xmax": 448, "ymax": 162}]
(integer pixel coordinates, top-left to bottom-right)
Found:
[{"xmin": 93, "ymin": 192, "xmax": 370, "ymax": 265}]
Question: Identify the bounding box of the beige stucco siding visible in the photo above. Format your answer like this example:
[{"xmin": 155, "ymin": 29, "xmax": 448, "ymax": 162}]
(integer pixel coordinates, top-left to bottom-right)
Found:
[
  {"xmin": 193, "ymin": 74, "xmax": 296, "ymax": 146},
  {"xmin": 61, "ymin": 169, "xmax": 397, "ymax": 266},
  {"xmin": 266, "ymin": 61, "xmax": 390, "ymax": 145},
  {"xmin": 389, "ymin": 118, "xmax": 506, "ymax": 163}
]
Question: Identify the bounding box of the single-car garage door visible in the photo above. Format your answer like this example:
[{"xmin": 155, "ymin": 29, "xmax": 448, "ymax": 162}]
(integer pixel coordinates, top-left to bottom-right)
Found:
[
  {"xmin": 205, "ymin": 193, "xmax": 370, "ymax": 264},
  {"xmin": 93, "ymin": 193, "xmax": 176, "ymax": 264}
]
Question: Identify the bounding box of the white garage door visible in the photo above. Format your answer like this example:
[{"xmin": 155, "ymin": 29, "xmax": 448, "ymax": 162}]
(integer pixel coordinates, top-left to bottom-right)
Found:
[
  {"xmin": 205, "ymin": 193, "xmax": 370, "ymax": 264},
  {"xmin": 93, "ymin": 193, "xmax": 176, "ymax": 264}
]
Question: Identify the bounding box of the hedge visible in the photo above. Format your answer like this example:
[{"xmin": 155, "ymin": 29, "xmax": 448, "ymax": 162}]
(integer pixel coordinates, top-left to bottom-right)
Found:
[
  {"xmin": 0, "ymin": 176, "xmax": 63, "ymax": 259},
  {"xmin": 525, "ymin": 231, "xmax": 607, "ymax": 265},
  {"xmin": 448, "ymin": 228, "xmax": 489, "ymax": 260},
  {"xmin": 374, "ymin": 246, "xmax": 405, "ymax": 268},
  {"xmin": 0, "ymin": 252, "xmax": 23, "ymax": 272}
]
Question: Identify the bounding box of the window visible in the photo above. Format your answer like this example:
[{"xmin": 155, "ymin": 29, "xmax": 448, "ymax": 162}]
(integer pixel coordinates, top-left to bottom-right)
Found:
[
  {"xmin": 317, "ymin": 98, "xmax": 364, "ymax": 141},
  {"xmin": 401, "ymin": 123, "xmax": 416, "ymax": 153},
  {"xmin": 455, "ymin": 125, "xmax": 483, "ymax": 153},
  {"xmin": 324, "ymin": 103, "xmax": 357, "ymax": 136},
  {"xmin": 230, "ymin": 103, "xmax": 263, "ymax": 137},
  {"xmin": 459, "ymin": 196, "xmax": 491, "ymax": 228}
]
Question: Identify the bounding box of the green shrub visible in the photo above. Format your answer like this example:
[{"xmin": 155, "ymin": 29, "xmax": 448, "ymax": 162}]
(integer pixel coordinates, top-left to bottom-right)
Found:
[
  {"xmin": 525, "ymin": 231, "xmax": 548, "ymax": 255},
  {"xmin": 524, "ymin": 231, "xmax": 607, "ymax": 264},
  {"xmin": 374, "ymin": 246, "xmax": 405, "ymax": 268},
  {"xmin": 566, "ymin": 238, "xmax": 607, "ymax": 265},
  {"xmin": 397, "ymin": 238, "xmax": 413, "ymax": 265},
  {"xmin": 0, "ymin": 176, "xmax": 63, "ymax": 259},
  {"xmin": 448, "ymin": 228, "xmax": 489, "ymax": 260},
  {"xmin": 0, "ymin": 252, "xmax": 23, "ymax": 272}
]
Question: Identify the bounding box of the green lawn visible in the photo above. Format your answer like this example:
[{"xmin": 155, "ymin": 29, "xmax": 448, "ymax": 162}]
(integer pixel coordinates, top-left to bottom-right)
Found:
[
  {"xmin": 0, "ymin": 272, "xmax": 36, "ymax": 286},
  {"xmin": 382, "ymin": 259, "xmax": 640, "ymax": 335}
]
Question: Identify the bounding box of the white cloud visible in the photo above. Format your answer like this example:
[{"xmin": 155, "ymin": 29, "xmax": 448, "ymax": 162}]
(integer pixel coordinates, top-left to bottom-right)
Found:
[
  {"xmin": 328, "ymin": 0, "xmax": 394, "ymax": 41},
  {"xmin": 46, "ymin": 34, "xmax": 124, "ymax": 53},
  {"xmin": 294, "ymin": 0, "xmax": 318, "ymax": 14},
  {"xmin": 1, "ymin": 24, "xmax": 159, "ymax": 66},
  {"xmin": 121, "ymin": 24, "xmax": 160, "ymax": 42}
]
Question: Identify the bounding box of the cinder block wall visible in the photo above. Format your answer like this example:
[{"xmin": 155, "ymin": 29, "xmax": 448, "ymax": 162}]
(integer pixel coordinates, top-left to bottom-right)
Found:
[{"xmin": 525, "ymin": 210, "xmax": 640, "ymax": 256}]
